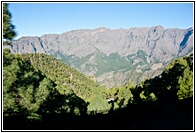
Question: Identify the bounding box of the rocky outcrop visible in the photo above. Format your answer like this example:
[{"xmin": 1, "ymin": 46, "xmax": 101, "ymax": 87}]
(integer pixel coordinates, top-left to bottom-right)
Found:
[{"xmin": 8, "ymin": 26, "xmax": 193, "ymax": 88}]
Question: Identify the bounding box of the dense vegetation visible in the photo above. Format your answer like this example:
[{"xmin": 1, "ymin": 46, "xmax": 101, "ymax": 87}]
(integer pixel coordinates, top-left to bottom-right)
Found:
[
  {"xmin": 53, "ymin": 49, "xmax": 158, "ymax": 86},
  {"xmin": 3, "ymin": 3, "xmax": 16, "ymax": 45},
  {"xmin": 21, "ymin": 53, "xmax": 112, "ymax": 112},
  {"xmin": 3, "ymin": 48, "xmax": 193, "ymax": 130},
  {"xmin": 3, "ymin": 49, "xmax": 89, "ymax": 120},
  {"xmin": 2, "ymin": 3, "xmax": 193, "ymax": 130}
]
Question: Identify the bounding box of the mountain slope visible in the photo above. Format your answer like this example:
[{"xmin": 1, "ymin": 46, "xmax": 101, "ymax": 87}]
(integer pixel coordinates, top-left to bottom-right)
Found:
[
  {"xmin": 3, "ymin": 49, "xmax": 90, "ymax": 120},
  {"xmin": 8, "ymin": 26, "xmax": 193, "ymax": 87},
  {"xmin": 21, "ymin": 53, "xmax": 107, "ymax": 101},
  {"xmin": 3, "ymin": 50, "xmax": 193, "ymax": 130}
]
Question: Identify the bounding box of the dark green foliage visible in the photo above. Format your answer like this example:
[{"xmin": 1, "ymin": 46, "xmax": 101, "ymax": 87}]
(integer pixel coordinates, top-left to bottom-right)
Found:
[
  {"xmin": 131, "ymin": 54, "xmax": 193, "ymax": 103},
  {"xmin": 106, "ymin": 85, "xmax": 134, "ymax": 110},
  {"xmin": 2, "ymin": 5, "xmax": 193, "ymax": 128},
  {"xmin": 4, "ymin": 96, "xmax": 193, "ymax": 130},
  {"xmin": 158, "ymin": 54, "xmax": 193, "ymax": 100},
  {"xmin": 3, "ymin": 49, "xmax": 89, "ymax": 121},
  {"xmin": 3, "ymin": 49, "xmax": 193, "ymax": 130},
  {"xmin": 39, "ymin": 92, "xmax": 88, "ymax": 116},
  {"xmin": 21, "ymin": 53, "xmax": 110, "ymax": 112},
  {"xmin": 3, "ymin": 3, "xmax": 16, "ymax": 45},
  {"xmin": 3, "ymin": 49, "xmax": 51, "ymax": 119}
]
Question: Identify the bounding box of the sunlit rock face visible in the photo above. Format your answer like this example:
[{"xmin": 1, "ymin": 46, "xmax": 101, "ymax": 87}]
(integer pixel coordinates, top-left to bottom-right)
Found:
[{"xmin": 9, "ymin": 26, "xmax": 193, "ymax": 88}]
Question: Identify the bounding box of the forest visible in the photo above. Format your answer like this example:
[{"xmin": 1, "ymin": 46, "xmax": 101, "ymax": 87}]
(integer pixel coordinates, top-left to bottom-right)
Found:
[
  {"xmin": 3, "ymin": 48, "xmax": 193, "ymax": 130},
  {"xmin": 2, "ymin": 3, "xmax": 193, "ymax": 130}
]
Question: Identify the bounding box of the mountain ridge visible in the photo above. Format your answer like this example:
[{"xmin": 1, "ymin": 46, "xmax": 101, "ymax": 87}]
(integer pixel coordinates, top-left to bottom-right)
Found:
[{"xmin": 8, "ymin": 25, "xmax": 193, "ymax": 88}]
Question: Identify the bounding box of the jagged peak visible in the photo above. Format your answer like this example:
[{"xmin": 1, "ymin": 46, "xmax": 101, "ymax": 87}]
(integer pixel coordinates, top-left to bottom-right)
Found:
[{"xmin": 149, "ymin": 25, "xmax": 165, "ymax": 31}]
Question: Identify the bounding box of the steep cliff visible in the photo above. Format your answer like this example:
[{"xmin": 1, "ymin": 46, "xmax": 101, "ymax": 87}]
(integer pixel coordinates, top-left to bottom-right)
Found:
[{"xmin": 8, "ymin": 26, "xmax": 193, "ymax": 88}]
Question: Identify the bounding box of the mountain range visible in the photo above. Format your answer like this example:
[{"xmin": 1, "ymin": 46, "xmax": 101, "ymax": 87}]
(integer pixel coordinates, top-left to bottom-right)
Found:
[{"xmin": 8, "ymin": 25, "xmax": 193, "ymax": 88}]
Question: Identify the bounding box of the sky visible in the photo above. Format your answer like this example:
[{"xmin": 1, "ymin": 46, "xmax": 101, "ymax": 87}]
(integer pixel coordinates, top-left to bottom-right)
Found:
[{"xmin": 8, "ymin": 2, "xmax": 194, "ymax": 39}]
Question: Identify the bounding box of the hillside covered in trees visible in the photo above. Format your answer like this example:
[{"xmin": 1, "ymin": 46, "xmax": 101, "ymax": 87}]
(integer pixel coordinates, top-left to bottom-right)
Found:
[
  {"xmin": 3, "ymin": 48, "xmax": 193, "ymax": 130},
  {"xmin": 2, "ymin": 3, "xmax": 193, "ymax": 130}
]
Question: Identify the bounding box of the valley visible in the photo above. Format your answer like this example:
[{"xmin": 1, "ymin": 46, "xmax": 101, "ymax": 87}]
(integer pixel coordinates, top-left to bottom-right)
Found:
[
  {"xmin": 8, "ymin": 26, "xmax": 193, "ymax": 88},
  {"xmin": 3, "ymin": 3, "xmax": 194, "ymax": 130}
]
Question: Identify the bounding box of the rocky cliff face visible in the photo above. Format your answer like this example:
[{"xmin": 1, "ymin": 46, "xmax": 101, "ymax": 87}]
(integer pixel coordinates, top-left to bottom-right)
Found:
[{"xmin": 8, "ymin": 26, "xmax": 193, "ymax": 88}]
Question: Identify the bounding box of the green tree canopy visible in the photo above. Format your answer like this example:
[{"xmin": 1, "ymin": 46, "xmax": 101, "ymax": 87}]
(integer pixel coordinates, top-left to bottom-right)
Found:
[
  {"xmin": 3, "ymin": 3, "xmax": 16, "ymax": 45},
  {"xmin": 138, "ymin": 54, "xmax": 193, "ymax": 101},
  {"xmin": 3, "ymin": 49, "xmax": 89, "ymax": 120}
]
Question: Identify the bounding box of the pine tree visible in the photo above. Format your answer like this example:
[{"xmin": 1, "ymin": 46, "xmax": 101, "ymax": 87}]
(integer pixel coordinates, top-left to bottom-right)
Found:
[
  {"xmin": 3, "ymin": 3, "xmax": 16, "ymax": 45},
  {"xmin": 148, "ymin": 55, "xmax": 193, "ymax": 101},
  {"xmin": 177, "ymin": 65, "xmax": 193, "ymax": 99}
]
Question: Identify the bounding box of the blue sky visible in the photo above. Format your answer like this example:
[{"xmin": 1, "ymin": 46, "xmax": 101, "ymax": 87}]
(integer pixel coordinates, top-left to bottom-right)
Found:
[{"xmin": 8, "ymin": 2, "xmax": 193, "ymax": 39}]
